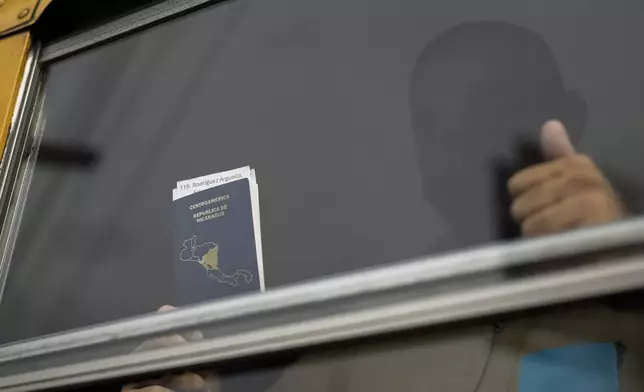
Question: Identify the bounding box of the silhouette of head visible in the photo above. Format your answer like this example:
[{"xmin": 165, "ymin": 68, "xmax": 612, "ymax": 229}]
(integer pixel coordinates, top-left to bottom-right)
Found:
[{"xmin": 410, "ymin": 21, "xmax": 586, "ymax": 246}]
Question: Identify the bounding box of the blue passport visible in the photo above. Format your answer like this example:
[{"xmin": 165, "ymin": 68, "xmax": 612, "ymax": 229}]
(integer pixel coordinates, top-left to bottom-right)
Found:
[{"xmin": 173, "ymin": 178, "xmax": 261, "ymax": 306}]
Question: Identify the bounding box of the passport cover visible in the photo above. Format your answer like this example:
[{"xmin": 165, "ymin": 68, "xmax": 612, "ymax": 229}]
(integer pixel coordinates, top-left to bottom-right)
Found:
[{"xmin": 173, "ymin": 178, "xmax": 260, "ymax": 306}]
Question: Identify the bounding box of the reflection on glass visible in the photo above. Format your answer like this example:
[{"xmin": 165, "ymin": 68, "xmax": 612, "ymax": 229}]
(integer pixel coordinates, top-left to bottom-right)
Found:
[
  {"xmin": 104, "ymin": 299, "xmax": 641, "ymax": 392},
  {"xmin": 1, "ymin": 0, "xmax": 643, "ymax": 346},
  {"xmin": 410, "ymin": 22, "xmax": 624, "ymax": 248}
]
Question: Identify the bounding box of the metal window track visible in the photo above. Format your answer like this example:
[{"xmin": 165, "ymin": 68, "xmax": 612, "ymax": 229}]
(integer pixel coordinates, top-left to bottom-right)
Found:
[
  {"xmin": 41, "ymin": 0, "xmax": 229, "ymax": 63},
  {"xmin": 2, "ymin": 243, "xmax": 644, "ymax": 392},
  {"xmin": 0, "ymin": 217, "xmax": 643, "ymax": 391}
]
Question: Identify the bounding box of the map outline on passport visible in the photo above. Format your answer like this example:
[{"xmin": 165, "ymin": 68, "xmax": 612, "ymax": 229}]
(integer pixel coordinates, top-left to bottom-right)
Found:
[{"xmin": 179, "ymin": 234, "xmax": 254, "ymax": 287}]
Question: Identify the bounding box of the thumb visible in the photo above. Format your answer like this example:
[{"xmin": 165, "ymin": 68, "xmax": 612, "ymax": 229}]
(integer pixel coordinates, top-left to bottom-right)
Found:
[{"xmin": 540, "ymin": 120, "xmax": 576, "ymax": 160}]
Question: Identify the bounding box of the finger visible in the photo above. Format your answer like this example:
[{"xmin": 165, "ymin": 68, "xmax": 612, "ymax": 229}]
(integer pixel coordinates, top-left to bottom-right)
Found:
[
  {"xmin": 509, "ymin": 120, "xmax": 577, "ymax": 197},
  {"xmin": 511, "ymin": 170, "xmax": 604, "ymax": 221},
  {"xmin": 508, "ymin": 159, "xmax": 566, "ymax": 198},
  {"xmin": 541, "ymin": 120, "xmax": 576, "ymax": 160},
  {"xmin": 166, "ymin": 372, "xmax": 207, "ymax": 391},
  {"xmin": 184, "ymin": 330, "xmax": 205, "ymax": 341},
  {"xmin": 508, "ymin": 154, "xmax": 594, "ymax": 198},
  {"xmin": 522, "ymin": 192, "xmax": 599, "ymax": 236},
  {"xmin": 122, "ymin": 384, "xmax": 174, "ymax": 392},
  {"xmin": 522, "ymin": 199, "xmax": 582, "ymax": 237},
  {"xmin": 579, "ymin": 192, "xmax": 626, "ymax": 226},
  {"xmin": 134, "ymin": 334, "xmax": 188, "ymax": 352},
  {"xmin": 203, "ymin": 374, "xmax": 221, "ymax": 392},
  {"xmin": 158, "ymin": 305, "xmax": 176, "ymax": 312}
]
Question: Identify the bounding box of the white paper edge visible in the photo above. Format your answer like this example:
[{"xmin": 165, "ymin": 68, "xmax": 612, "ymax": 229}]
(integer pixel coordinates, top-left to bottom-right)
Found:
[
  {"xmin": 250, "ymin": 169, "xmax": 265, "ymax": 291},
  {"xmin": 173, "ymin": 166, "xmax": 252, "ymax": 201}
]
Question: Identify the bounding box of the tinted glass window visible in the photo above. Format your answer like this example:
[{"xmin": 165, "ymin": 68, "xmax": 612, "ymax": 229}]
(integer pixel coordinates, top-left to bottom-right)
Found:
[{"xmin": 2, "ymin": 0, "xmax": 644, "ymax": 343}]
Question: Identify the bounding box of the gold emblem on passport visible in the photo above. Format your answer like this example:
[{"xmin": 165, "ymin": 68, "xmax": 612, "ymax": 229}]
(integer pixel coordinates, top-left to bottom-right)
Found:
[{"xmin": 200, "ymin": 245, "xmax": 219, "ymax": 271}]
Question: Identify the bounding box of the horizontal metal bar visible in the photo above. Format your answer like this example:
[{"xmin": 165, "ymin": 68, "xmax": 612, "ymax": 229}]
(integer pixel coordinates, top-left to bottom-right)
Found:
[
  {"xmin": 40, "ymin": 0, "xmax": 228, "ymax": 63},
  {"xmin": 1, "ymin": 217, "xmax": 644, "ymax": 365},
  {"xmin": 3, "ymin": 244, "xmax": 644, "ymax": 392}
]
